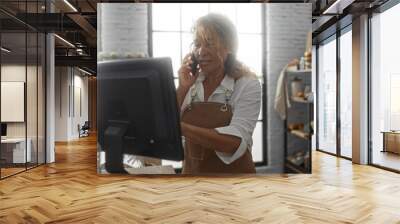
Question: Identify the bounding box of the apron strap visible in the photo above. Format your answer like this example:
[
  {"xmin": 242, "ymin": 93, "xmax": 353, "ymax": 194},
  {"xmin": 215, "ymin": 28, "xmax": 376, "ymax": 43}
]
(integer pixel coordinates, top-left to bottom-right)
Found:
[
  {"xmin": 220, "ymin": 88, "xmax": 232, "ymax": 112},
  {"xmin": 186, "ymin": 86, "xmax": 197, "ymax": 110},
  {"xmin": 188, "ymin": 80, "xmax": 233, "ymax": 112}
]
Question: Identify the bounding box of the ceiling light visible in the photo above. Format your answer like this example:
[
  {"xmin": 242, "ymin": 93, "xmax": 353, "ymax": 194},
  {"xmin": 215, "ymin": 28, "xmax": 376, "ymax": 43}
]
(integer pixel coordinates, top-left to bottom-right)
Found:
[
  {"xmin": 323, "ymin": 0, "xmax": 341, "ymax": 14},
  {"xmin": 323, "ymin": 0, "xmax": 354, "ymax": 15},
  {"xmin": 63, "ymin": 0, "xmax": 78, "ymax": 12},
  {"xmin": 54, "ymin": 34, "xmax": 75, "ymax": 48},
  {"xmin": 76, "ymin": 49, "xmax": 85, "ymax": 55},
  {"xmin": 1, "ymin": 47, "xmax": 11, "ymax": 53},
  {"xmin": 78, "ymin": 67, "xmax": 92, "ymax": 76}
]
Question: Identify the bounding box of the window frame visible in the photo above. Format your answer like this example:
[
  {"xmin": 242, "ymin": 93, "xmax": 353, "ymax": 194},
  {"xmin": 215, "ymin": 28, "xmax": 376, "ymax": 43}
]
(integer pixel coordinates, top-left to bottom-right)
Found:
[
  {"xmin": 315, "ymin": 20, "xmax": 353, "ymax": 161},
  {"xmin": 314, "ymin": 0, "xmax": 400, "ymax": 173},
  {"xmin": 338, "ymin": 25, "xmax": 353, "ymax": 159},
  {"xmin": 367, "ymin": 0, "xmax": 400, "ymax": 173},
  {"xmin": 0, "ymin": 0, "xmax": 47, "ymax": 180}
]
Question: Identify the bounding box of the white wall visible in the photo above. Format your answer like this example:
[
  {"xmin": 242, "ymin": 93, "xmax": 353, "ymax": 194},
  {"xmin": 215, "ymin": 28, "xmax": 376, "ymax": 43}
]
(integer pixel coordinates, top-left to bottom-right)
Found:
[
  {"xmin": 1, "ymin": 64, "xmax": 26, "ymax": 142},
  {"xmin": 1, "ymin": 65, "xmax": 36, "ymax": 137},
  {"xmin": 55, "ymin": 66, "xmax": 68, "ymax": 141},
  {"xmin": 98, "ymin": 3, "xmax": 148, "ymax": 60},
  {"xmin": 1, "ymin": 63, "xmax": 46, "ymax": 164},
  {"xmin": 55, "ymin": 67, "xmax": 89, "ymax": 141},
  {"xmin": 72, "ymin": 73, "xmax": 89, "ymax": 138},
  {"xmin": 1, "ymin": 65, "xmax": 26, "ymax": 140},
  {"xmin": 265, "ymin": 4, "xmax": 312, "ymax": 172}
]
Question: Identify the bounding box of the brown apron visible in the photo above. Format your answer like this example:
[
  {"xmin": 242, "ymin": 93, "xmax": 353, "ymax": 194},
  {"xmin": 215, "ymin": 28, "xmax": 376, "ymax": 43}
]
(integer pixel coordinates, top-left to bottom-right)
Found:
[{"xmin": 181, "ymin": 89, "xmax": 256, "ymax": 174}]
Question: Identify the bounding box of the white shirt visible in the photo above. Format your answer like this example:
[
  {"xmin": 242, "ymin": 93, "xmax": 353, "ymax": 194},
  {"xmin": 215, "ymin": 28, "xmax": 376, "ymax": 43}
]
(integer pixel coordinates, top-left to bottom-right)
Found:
[{"xmin": 181, "ymin": 73, "xmax": 262, "ymax": 164}]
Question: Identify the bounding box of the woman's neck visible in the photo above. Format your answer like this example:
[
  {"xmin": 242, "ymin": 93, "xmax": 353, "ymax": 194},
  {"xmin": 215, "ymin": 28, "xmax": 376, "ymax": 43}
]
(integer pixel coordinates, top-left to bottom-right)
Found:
[
  {"xmin": 202, "ymin": 70, "xmax": 225, "ymax": 102},
  {"xmin": 203, "ymin": 68, "xmax": 225, "ymax": 86}
]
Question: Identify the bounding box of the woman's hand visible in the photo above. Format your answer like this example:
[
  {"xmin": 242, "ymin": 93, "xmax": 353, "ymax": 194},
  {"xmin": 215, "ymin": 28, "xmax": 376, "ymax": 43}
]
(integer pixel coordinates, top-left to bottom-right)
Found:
[
  {"xmin": 180, "ymin": 122, "xmax": 189, "ymax": 136},
  {"xmin": 178, "ymin": 53, "xmax": 199, "ymax": 90}
]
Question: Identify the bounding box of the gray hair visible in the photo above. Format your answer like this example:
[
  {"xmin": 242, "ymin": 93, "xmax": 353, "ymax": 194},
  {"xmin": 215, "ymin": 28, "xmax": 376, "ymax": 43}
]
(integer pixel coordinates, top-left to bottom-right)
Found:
[
  {"xmin": 193, "ymin": 13, "xmax": 238, "ymax": 55},
  {"xmin": 193, "ymin": 13, "xmax": 257, "ymax": 79}
]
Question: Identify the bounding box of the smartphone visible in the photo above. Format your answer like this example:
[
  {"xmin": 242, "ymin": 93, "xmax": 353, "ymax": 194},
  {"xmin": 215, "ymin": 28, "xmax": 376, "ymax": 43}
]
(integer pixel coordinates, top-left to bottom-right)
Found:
[{"xmin": 190, "ymin": 53, "xmax": 199, "ymax": 75}]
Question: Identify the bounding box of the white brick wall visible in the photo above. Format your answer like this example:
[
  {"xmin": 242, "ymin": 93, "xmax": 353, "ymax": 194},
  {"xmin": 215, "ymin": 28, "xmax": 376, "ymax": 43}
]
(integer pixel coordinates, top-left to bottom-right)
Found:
[
  {"xmin": 264, "ymin": 3, "xmax": 312, "ymax": 173},
  {"xmin": 98, "ymin": 3, "xmax": 148, "ymax": 60}
]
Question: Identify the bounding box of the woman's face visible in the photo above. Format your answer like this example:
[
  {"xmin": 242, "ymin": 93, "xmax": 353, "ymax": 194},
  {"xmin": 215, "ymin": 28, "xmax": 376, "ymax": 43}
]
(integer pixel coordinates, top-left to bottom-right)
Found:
[{"xmin": 193, "ymin": 26, "xmax": 228, "ymax": 76}]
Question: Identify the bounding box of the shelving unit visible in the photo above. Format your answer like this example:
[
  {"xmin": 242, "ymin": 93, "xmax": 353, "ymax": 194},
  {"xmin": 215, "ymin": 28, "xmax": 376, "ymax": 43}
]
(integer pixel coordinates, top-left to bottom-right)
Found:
[
  {"xmin": 289, "ymin": 130, "xmax": 310, "ymax": 140},
  {"xmin": 291, "ymin": 96, "xmax": 312, "ymax": 104},
  {"xmin": 285, "ymin": 159, "xmax": 308, "ymax": 173},
  {"xmin": 284, "ymin": 70, "xmax": 313, "ymax": 173}
]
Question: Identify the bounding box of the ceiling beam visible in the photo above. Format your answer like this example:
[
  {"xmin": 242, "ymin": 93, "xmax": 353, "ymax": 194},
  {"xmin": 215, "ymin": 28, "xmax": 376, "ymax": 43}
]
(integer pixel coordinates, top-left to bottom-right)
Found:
[
  {"xmin": 67, "ymin": 13, "xmax": 97, "ymax": 39},
  {"xmin": 55, "ymin": 55, "xmax": 96, "ymax": 71},
  {"xmin": 322, "ymin": 0, "xmax": 356, "ymax": 14}
]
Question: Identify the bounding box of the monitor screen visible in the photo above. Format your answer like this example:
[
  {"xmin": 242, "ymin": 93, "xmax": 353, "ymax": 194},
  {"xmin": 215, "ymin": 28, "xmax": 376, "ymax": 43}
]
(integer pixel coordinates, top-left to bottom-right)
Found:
[
  {"xmin": 1, "ymin": 123, "xmax": 6, "ymax": 137},
  {"xmin": 97, "ymin": 57, "xmax": 184, "ymax": 170}
]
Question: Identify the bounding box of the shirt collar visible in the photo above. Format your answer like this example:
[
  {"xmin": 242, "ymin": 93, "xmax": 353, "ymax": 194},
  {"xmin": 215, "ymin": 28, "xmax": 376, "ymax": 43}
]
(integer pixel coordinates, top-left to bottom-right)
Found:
[
  {"xmin": 195, "ymin": 72, "xmax": 235, "ymax": 92},
  {"xmin": 220, "ymin": 74, "xmax": 235, "ymax": 92}
]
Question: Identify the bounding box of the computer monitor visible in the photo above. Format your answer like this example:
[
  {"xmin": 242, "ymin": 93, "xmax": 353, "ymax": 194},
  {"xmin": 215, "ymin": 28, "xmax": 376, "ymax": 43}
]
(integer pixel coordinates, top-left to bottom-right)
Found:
[
  {"xmin": 97, "ymin": 57, "xmax": 184, "ymax": 173},
  {"xmin": 1, "ymin": 123, "xmax": 6, "ymax": 137}
]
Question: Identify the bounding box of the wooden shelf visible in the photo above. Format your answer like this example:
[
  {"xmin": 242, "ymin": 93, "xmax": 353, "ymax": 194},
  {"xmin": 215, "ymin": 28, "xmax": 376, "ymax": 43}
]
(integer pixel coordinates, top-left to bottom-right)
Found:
[
  {"xmin": 288, "ymin": 129, "xmax": 310, "ymax": 140},
  {"xmin": 286, "ymin": 69, "xmax": 312, "ymax": 75},
  {"xmin": 284, "ymin": 66, "xmax": 313, "ymax": 174},
  {"xmin": 291, "ymin": 96, "xmax": 313, "ymax": 104},
  {"xmin": 285, "ymin": 159, "xmax": 307, "ymax": 173}
]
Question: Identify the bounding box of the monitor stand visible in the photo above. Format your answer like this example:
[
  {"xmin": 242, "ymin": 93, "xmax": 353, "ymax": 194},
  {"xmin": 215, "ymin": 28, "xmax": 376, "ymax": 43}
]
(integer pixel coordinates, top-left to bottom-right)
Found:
[{"xmin": 104, "ymin": 120, "xmax": 129, "ymax": 173}]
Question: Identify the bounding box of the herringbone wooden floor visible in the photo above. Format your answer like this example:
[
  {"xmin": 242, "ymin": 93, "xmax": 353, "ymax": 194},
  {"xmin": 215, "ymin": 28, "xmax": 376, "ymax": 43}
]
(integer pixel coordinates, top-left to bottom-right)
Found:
[{"xmin": 1, "ymin": 135, "xmax": 400, "ymax": 224}]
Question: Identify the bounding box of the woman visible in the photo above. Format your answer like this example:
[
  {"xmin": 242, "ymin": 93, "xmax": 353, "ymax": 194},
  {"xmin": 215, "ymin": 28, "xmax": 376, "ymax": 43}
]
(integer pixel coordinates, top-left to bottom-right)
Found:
[{"xmin": 177, "ymin": 13, "xmax": 261, "ymax": 174}]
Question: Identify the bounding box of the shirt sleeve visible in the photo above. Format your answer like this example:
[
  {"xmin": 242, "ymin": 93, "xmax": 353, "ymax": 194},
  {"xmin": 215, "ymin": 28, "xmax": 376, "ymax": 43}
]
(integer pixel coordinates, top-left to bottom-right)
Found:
[
  {"xmin": 214, "ymin": 79, "xmax": 262, "ymax": 164},
  {"xmin": 180, "ymin": 88, "xmax": 192, "ymax": 116}
]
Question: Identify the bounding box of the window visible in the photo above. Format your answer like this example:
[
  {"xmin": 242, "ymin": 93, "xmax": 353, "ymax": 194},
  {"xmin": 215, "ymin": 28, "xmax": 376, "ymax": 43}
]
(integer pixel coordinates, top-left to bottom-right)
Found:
[
  {"xmin": 317, "ymin": 36, "xmax": 337, "ymax": 155},
  {"xmin": 390, "ymin": 75, "xmax": 400, "ymax": 130},
  {"xmin": 339, "ymin": 28, "xmax": 352, "ymax": 158},
  {"xmin": 317, "ymin": 28, "xmax": 352, "ymax": 159},
  {"xmin": 151, "ymin": 3, "xmax": 264, "ymax": 168},
  {"xmin": 152, "ymin": 3, "xmax": 262, "ymax": 77},
  {"xmin": 370, "ymin": 3, "xmax": 400, "ymax": 171},
  {"xmin": 0, "ymin": 1, "xmax": 47, "ymax": 179}
]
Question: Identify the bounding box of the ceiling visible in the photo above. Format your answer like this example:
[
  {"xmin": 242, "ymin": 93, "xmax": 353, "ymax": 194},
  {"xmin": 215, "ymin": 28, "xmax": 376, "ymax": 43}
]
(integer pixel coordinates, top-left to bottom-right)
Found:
[
  {"xmin": 2, "ymin": 0, "xmax": 392, "ymax": 74},
  {"xmin": 310, "ymin": 0, "xmax": 390, "ymax": 43},
  {"xmin": 1, "ymin": 0, "xmax": 99, "ymax": 74}
]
